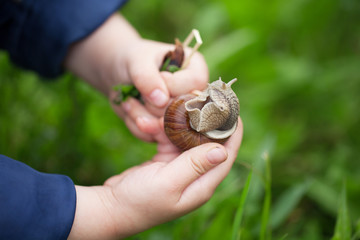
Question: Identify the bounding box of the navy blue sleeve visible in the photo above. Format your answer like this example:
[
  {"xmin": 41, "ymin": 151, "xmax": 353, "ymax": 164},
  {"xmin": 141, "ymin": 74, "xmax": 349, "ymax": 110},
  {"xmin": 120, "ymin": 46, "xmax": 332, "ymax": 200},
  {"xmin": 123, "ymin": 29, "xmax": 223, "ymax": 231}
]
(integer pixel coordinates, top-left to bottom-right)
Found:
[
  {"xmin": 0, "ymin": 0, "xmax": 128, "ymax": 78},
  {"xmin": 0, "ymin": 155, "xmax": 76, "ymax": 240}
]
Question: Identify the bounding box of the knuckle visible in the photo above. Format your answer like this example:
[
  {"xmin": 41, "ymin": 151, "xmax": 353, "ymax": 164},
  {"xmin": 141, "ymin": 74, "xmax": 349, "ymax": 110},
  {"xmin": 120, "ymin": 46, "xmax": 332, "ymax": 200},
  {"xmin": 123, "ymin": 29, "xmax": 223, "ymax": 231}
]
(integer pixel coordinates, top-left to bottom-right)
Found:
[
  {"xmin": 131, "ymin": 72, "xmax": 146, "ymax": 84},
  {"xmin": 189, "ymin": 156, "xmax": 207, "ymax": 176},
  {"xmin": 193, "ymin": 51, "xmax": 205, "ymax": 61},
  {"xmin": 190, "ymin": 74, "xmax": 208, "ymax": 91},
  {"xmin": 194, "ymin": 76, "xmax": 208, "ymax": 89}
]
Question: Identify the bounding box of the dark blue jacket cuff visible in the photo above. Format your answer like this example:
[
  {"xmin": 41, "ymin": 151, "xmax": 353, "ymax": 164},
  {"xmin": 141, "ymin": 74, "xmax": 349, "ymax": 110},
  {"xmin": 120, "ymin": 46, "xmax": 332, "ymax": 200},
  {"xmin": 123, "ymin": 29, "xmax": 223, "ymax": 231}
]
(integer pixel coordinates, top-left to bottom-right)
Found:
[
  {"xmin": 0, "ymin": 155, "xmax": 76, "ymax": 240},
  {"xmin": 0, "ymin": 0, "xmax": 128, "ymax": 78}
]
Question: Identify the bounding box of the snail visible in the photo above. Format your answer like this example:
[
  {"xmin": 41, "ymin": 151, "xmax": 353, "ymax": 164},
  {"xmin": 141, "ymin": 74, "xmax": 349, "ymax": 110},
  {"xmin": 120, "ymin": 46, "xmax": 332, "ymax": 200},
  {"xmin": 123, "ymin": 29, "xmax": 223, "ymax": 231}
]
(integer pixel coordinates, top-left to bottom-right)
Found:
[{"xmin": 164, "ymin": 78, "xmax": 239, "ymax": 151}]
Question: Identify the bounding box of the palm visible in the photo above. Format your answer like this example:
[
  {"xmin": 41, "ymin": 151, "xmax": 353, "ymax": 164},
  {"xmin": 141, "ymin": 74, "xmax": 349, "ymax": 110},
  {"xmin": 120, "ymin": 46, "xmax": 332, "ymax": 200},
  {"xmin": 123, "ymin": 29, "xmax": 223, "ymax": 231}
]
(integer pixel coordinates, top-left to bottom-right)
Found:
[{"xmin": 105, "ymin": 118, "xmax": 180, "ymax": 186}]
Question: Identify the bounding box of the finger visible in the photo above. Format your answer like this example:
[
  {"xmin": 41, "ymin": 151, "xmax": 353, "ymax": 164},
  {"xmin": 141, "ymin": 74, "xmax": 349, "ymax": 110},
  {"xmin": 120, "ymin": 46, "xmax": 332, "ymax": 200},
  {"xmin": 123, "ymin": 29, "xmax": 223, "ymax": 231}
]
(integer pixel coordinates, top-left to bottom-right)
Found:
[
  {"xmin": 124, "ymin": 98, "xmax": 162, "ymax": 134},
  {"xmin": 136, "ymin": 116, "xmax": 160, "ymax": 135},
  {"xmin": 153, "ymin": 117, "xmax": 173, "ymax": 144},
  {"xmin": 127, "ymin": 46, "xmax": 170, "ymax": 108},
  {"xmin": 109, "ymin": 90, "xmax": 126, "ymax": 119},
  {"xmin": 161, "ymin": 51, "xmax": 209, "ymax": 96},
  {"xmin": 178, "ymin": 117, "xmax": 244, "ymax": 207},
  {"xmin": 192, "ymin": 118, "xmax": 243, "ymax": 187},
  {"xmin": 144, "ymin": 101, "xmax": 166, "ymax": 118},
  {"xmin": 160, "ymin": 143, "xmax": 228, "ymax": 193},
  {"xmin": 124, "ymin": 117, "xmax": 154, "ymax": 142},
  {"xmin": 155, "ymin": 139, "xmax": 182, "ymax": 159},
  {"xmin": 110, "ymin": 97, "xmax": 157, "ymax": 142},
  {"xmin": 223, "ymin": 117, "xmax": 244, "ymax": 153}
]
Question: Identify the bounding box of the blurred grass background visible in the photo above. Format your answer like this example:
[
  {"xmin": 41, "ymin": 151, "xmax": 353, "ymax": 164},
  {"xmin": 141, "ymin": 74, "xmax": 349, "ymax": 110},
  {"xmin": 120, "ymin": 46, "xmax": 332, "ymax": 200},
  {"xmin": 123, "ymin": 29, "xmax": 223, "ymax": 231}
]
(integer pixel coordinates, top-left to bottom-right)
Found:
[{"xmin": 1, "ymin": 0, "xmax": 360, "ymax": 239}]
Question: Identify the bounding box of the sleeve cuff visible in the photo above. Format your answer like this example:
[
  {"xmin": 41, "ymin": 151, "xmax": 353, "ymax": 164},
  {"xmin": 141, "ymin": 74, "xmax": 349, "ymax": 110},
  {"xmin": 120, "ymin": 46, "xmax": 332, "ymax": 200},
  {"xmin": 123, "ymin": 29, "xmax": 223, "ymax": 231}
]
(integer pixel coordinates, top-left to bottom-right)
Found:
[
  {"xmin": 8, "ymin": 0, "xmax": 128, "ymax": 78},
  {"xmin": 0, "ymin": 155, "xmax": 76, "ymax": 239}
]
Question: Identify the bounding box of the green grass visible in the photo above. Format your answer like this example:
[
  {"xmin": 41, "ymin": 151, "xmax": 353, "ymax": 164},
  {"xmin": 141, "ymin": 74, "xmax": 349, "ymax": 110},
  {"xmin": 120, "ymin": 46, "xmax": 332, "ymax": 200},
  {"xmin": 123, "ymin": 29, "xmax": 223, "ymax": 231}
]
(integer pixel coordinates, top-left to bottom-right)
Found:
[
  {"xmin": 260, "ymin": 152, "xmax": 272, "ymax": 240},
  {"xmin": 232, "ymin": 169, "xmax": 253, "ymax": 240},
  {"xmin": 332, "ymin": 183, "xmax": 352, "ymax": 240},
  {"xmin": 1, "ymin": 0, "xmax": 360, "ymax": 239}
]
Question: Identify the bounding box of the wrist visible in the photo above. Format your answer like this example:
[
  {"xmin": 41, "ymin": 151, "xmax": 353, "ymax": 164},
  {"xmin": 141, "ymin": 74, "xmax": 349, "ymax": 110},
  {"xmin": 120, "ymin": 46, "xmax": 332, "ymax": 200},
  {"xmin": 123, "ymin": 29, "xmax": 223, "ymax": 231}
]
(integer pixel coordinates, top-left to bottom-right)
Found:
[
  {"xmin": 68, "ymin": 185, "xmax": 142, "ymax": 240},
  {"xmin": 97, "ymin": 15, "xmax": 142, "ymax": 95},
  {"xmin": 64, "ymin": 14, "xmax": 141, "ymax": 97},
  {"xmin": 68, "ymin": 185, "xmax": 119, "ymax": 240}
]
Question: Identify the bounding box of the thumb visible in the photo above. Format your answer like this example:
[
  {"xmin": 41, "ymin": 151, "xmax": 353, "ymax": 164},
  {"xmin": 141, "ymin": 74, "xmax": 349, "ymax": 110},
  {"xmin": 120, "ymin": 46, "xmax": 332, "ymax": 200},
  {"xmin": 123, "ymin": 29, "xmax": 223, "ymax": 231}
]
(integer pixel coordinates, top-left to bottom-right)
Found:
[{"xmin": 162, "ymin": 143, "xmax": 228, "ymax": 191}]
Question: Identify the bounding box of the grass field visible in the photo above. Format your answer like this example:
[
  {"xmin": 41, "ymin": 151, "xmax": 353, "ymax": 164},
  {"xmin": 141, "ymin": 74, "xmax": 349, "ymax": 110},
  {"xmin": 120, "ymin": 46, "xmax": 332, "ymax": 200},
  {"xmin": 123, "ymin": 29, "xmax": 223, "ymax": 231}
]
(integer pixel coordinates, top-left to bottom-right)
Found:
[{"xmin": 1, "ymin": 0, "xmax": 360, "ymax": 239}]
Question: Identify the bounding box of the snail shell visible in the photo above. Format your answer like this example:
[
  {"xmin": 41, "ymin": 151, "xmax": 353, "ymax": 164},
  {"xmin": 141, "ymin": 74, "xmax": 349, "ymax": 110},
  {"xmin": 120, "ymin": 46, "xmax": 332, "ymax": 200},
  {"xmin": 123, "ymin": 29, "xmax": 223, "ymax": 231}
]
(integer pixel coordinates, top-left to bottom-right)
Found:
[{"xmin": 164, "ymin": 78, "xmax": 239, "ymax": 151}]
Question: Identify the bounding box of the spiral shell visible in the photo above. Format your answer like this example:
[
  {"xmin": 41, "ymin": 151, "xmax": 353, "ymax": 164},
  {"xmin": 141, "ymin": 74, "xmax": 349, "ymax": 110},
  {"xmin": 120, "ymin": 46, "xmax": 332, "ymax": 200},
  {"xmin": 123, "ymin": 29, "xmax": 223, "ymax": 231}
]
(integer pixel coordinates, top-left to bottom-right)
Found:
[{"xmin": 164, "ymin": 78, "xmax": 239, "ymax": 151}]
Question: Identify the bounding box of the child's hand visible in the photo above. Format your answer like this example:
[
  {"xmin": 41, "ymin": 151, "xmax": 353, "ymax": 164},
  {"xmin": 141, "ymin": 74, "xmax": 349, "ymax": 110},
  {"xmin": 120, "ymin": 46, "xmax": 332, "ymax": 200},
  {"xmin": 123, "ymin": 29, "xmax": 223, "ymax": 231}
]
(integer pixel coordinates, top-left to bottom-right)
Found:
[
  {"xmin": 121, "ymin": 39, "xmax": 208, "ymax": 107},
  {"xmin": 68, "ymin": 118, "xmax": 243, "ymax": 240},
  {"xmin": 110, "ymin": 37, "xmax": 208, "ymax": 141},
  {"xmin": 65, "ymin": 13, "xmax": 208, "ymax": 142},
  {"xmin": 110, "ymin": 38, "xmax": 208, "ymax": 141}
]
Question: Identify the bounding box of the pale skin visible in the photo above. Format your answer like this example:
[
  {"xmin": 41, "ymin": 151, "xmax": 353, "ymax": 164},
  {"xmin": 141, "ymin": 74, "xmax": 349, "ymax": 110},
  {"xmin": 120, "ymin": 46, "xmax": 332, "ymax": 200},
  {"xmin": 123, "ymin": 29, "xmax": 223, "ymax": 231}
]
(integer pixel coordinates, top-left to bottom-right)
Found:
[{"xmin": 65, "ymin": 13, "xmax": 243, "ymax": 239}]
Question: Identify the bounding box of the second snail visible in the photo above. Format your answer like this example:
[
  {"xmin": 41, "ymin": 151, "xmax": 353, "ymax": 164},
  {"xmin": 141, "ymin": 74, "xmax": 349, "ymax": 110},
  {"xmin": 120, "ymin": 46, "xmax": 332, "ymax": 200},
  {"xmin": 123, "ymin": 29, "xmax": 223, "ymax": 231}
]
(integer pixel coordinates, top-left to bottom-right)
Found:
[{"xmin": 164, "ymin": 77, "xmax": 240, "ymax": 151}]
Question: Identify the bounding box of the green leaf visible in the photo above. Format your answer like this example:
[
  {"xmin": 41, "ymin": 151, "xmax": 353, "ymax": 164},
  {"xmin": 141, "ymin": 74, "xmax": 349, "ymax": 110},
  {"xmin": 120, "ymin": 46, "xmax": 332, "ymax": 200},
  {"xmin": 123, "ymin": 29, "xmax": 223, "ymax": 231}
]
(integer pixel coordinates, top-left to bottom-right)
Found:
[
  {"xmin": 167, "ymin": 65, "xmax": 181, "ymax": 73},
  {"xmin": 112, "ymin": 84, "xmax": 141, "ymax": 104},
  {"xmin": 307, "ymin": 178, "xmax": 338, "ymax": 215},
  {"xmin": 331, "ymin": 183, "xmax": 351, "ymax": 240},
  {"xmin": 260, "ymin": 152, "xmax": 272, "ymax": 240},
  {"xmin": 232, "ymin": 170, "xmax": 253, "ymax": 240},
  {"xmin": 160, "ymin": 57, "xmax": 181, "ymax": 73},
  {"xmin": 352, "ymin": 219, "xmax": 360, "ymax": 240},
  {"xmin": 160, "ymin": 57, "xmax": 172, "ymax": 71},
  {"xmin": 202, "ymin": 28, "xmax": 255, "ymax": 70},
  {"xmin": 271, "ymin": 180, "xmax": 311, "ymax": 229},
  {"xmin": 113, "ymin": 56, "xmax": 180, "ymax": 105}
]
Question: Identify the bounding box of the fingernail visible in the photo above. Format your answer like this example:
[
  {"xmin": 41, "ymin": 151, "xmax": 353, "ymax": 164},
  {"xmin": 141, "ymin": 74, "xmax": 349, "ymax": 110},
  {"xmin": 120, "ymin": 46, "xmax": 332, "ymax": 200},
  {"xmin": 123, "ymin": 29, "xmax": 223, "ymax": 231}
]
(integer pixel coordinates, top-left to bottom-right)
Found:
[
  {"xmin": 149, "ymin": 89, "xmax": 168, "ymax": 107},
  {"xmin": 122, "ymin": 102, "xmax": 131, "ymax": 113},
  {"xmin": 206, "ymin": 147, "xmax": 227, "ymax": 164}
]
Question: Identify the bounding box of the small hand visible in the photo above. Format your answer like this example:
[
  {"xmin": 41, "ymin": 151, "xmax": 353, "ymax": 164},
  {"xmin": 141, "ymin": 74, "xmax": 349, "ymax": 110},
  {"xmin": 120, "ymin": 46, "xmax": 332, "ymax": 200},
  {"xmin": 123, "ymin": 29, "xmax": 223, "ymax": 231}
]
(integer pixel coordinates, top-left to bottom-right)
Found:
[
  {"xmin": 68, "ymin": 118, "xmax": 243, "ymax": 240},
  {"xmin": 65, "ymin": 13, "xmax": 208, "ymax": 142},
  {"xmin": 107, "ymin": 120, "xmax": 243, "ymax": 237},
  {"xmin": 124, "ymin": 39, "xmax": 208, "ymax": 108},
  {"xmin": 110, "ymin": 39, "xmax": 208, "ymax": 141}
]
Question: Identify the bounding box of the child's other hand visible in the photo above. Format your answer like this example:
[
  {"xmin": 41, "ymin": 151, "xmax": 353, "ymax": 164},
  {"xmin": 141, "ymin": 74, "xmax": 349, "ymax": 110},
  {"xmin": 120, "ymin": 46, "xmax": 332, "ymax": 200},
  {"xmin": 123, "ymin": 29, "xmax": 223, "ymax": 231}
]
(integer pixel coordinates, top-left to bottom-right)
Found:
[
  {"xmin": 111, "ymin": 39, "xmax": 208, "ymax": 142},
  {"xmin": 124, "ymin": 39, "xmax": 208, "ymax": 106},
  {"xmin": 65, "ymin": 13, "xmax": 208, "ymax": 142},
  {"xmin": 68, "ymin": 118, "xmax": 243, "ymax": 240}
]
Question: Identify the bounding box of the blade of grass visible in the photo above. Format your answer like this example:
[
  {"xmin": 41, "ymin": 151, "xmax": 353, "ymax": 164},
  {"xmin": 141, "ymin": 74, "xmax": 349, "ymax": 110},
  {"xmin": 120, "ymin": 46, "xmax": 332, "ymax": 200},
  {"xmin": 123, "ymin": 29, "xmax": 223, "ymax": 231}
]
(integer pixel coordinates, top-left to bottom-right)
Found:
[
  {"xmin": 331, "ymin": 183, "xmax": 351, "ymax": 240},
  {"xmin": 260, "ymin": 152, "xmax": 272, "ymax": 240},
  {"xmin": 278, "ymin": 233, "xmax": 288, "ymax": 240},
  {"xmin": 351, "ymin": 219, "xmax": 360, "ymax": 240},
  {"xmin": 307, "ymin": 178, "xmax": 338, "ymax": 215},
  {"xmin": 202, "ymin": 29, "xmax": 255, "ymax": 70},
  {"xmin": 270, "ymin": 180, "xmax": 311, "ymax": 229},
  {"xmin": 231, "ymin": 170, "xmax": 253, "ymax": 240}
]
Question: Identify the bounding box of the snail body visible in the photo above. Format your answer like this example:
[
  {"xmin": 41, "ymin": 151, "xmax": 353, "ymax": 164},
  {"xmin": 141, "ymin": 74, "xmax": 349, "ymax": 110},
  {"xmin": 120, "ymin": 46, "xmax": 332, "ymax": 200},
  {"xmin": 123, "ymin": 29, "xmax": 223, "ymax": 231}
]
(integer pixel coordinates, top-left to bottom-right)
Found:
[{"xmin": 164, "ymin": 78, "xmax": 239, "ymax": 151}]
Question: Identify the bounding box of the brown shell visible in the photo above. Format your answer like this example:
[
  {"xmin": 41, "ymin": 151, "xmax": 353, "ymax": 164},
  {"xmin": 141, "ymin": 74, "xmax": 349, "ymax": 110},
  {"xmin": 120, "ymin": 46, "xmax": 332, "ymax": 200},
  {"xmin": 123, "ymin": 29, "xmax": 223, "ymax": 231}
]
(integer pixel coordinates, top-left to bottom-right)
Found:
[
  {"xmin": 161, "ymin": 39, "xmax": 184, "ymax": 70},
  {"xmin": 164, "ymin": 94, "xmax": 228, "ymax": 151},
  {"xmin": 185, "ymin": 91, "xmax": 230, "ymax": 133}
]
